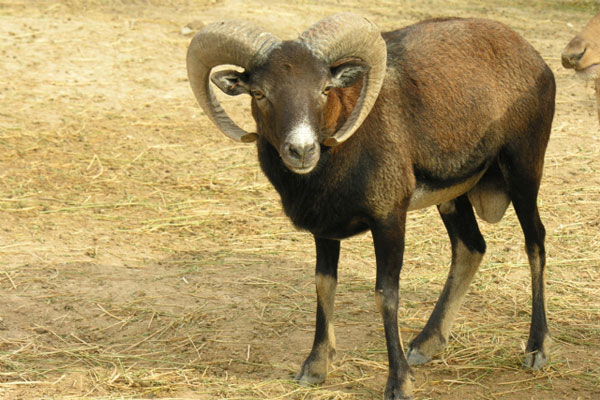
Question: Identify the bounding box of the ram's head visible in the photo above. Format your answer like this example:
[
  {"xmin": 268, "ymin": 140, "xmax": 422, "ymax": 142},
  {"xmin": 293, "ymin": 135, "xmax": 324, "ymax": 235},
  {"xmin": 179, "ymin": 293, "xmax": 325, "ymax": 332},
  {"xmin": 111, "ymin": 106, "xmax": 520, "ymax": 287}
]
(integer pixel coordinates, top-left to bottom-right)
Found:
[{"xmin": 186, "ymin": 13, "xmax": 387, "ymax": 174}]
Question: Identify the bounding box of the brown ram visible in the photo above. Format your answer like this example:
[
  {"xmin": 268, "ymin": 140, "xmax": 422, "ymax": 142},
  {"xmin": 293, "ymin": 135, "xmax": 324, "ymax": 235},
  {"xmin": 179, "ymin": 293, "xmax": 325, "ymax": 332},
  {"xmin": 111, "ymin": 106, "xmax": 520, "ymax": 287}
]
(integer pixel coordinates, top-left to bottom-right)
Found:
[
  {"xmin": 187, "ymin": 13, "xmax": 555, "ymax": 400},
  {"xmin": 562, "ymin": 11, "xmax": 600, "ymax": 123}
]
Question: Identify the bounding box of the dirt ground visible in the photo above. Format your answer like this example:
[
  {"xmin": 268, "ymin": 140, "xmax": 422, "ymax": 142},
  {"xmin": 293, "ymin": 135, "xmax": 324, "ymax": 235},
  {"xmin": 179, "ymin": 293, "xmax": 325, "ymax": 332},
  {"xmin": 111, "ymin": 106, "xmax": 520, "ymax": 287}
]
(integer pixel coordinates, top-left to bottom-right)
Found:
[{"xmin": 1, "ymin": 0, "xmax": 599, "ymax": 399}]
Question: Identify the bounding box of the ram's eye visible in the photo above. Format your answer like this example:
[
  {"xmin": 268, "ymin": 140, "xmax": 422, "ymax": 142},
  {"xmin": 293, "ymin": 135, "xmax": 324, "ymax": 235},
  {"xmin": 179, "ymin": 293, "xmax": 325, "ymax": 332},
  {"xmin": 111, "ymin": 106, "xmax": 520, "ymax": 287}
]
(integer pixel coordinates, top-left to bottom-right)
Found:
[
  {"xmin": 322, "ymin": 86, "xmax": 332, "ymax": 96},
  {"xmin": 251, "ymin": 90, "xmax": 265, "ymax": 100}
]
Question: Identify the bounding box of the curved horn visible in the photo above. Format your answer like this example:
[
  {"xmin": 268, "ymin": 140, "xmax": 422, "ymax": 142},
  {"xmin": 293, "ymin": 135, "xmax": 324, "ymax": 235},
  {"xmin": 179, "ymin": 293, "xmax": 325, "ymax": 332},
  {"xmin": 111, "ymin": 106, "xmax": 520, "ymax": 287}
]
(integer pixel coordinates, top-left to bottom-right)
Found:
[
  {"xmin": 186, "ymin": 21, "xmax": 281, "ymax": 142},
  {"xmin": 298, "ymin": 13, "xmax": 387, "ymax": 147}
]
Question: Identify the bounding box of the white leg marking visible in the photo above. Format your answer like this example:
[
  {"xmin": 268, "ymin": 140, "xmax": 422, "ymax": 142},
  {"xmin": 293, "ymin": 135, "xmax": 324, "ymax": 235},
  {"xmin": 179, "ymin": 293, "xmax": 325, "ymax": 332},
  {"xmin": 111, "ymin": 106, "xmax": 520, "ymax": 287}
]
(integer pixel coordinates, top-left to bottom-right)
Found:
[
  {"xmin": 438, "ymin": 240, "xmax": 483, "ymax": 338},
  {"xmin": 316, "ymin": 274, "xmax": 337, "ymax": 351}
]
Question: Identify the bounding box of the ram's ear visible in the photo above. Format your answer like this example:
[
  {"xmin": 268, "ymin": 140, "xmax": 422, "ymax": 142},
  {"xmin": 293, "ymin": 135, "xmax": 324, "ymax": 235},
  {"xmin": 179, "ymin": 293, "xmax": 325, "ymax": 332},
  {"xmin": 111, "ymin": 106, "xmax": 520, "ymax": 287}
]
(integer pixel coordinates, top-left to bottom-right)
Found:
[
  {"xmin": 210, "ymin": 70, "xmax": 251, "ymax": 96},
  {"xmin": 331, "ymin": 60, "xmax": 370, "ymax": 88}
]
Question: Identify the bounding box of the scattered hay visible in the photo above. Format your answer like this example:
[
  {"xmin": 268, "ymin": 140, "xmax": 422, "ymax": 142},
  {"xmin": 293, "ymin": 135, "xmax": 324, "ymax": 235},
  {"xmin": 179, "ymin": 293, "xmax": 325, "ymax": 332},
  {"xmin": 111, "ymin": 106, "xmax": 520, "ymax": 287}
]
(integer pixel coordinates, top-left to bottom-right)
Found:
[{"xmin": 0, "ymin": 0, "xmax": 599, "ymax": 399}]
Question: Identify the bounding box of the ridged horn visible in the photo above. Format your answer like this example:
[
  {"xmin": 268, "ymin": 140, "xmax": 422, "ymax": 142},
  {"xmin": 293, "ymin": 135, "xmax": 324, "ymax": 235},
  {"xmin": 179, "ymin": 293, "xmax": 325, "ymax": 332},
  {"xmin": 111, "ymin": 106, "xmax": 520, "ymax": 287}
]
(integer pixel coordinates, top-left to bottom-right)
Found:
[
  {"xmin": 186, "ymin": 20, "xmax": 281, "ymax": 142},
  {"xmin": 297, "ymin": 13, "xmax": 387, "ymax": 147}
]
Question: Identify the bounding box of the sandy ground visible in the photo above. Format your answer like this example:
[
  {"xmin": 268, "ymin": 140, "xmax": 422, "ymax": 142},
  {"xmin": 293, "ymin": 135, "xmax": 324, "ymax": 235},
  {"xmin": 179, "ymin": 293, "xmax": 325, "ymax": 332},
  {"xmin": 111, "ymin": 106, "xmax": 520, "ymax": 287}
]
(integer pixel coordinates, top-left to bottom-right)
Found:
[{"xmin": 1, "ymin": 0, "xmax": 599, "ymax": 399}]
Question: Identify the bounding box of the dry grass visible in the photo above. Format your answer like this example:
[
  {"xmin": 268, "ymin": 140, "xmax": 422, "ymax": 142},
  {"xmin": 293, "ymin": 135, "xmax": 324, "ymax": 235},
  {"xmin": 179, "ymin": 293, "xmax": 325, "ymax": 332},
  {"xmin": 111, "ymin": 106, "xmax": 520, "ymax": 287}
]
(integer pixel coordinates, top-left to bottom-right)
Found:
[{"xmin": 1, "ymin": 0, "xmax": 599, "ymax": 399}]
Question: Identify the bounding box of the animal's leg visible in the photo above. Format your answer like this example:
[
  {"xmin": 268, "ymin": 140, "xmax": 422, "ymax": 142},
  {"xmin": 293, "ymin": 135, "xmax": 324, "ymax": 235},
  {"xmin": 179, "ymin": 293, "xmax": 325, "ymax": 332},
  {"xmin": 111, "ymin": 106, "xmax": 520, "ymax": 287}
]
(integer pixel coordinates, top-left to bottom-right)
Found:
[
  {"xmin": 372, "ymin": 212, "xmax": 413, "ymax": 400},
  {"xmin": 503, "ymin": 160, "xmax": 550, "ymax": 370},
  {"xmin": 407, "ymin": 195, "xmax": 486, "ymax": 365},
  {"xmin": 295, "ymin": 237, "xmax": 340, "ymax": 385}
]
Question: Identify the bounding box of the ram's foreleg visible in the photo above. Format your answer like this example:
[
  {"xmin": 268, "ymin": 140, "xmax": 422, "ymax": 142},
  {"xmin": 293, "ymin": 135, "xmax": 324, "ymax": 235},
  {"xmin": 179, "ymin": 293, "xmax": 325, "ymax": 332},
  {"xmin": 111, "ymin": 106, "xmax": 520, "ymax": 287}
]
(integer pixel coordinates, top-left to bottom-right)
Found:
[{"xmin": 296, "ymin": 237, "xmax": 340, "ymax": 385}]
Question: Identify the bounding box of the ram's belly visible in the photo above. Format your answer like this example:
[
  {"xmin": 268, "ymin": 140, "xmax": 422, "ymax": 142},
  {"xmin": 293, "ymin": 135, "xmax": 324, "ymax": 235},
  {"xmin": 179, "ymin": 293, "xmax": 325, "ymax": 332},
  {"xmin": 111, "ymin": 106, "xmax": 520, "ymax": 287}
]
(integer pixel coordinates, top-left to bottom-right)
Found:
[
  {"xmin": 408, "ymin": 173, "xmax": 482, "ymax": 211},
  {"xmin": 308, "ymin": 217, "xmax": 370, "ymax": 240}
]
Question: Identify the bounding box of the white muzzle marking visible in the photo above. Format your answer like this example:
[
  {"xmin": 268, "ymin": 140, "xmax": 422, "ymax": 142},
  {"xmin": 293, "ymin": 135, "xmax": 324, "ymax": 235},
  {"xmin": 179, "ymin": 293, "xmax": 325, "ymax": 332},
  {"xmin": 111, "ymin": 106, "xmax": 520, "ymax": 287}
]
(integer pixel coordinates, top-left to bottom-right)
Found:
[{"xmin": 288, "ymin": 118, "xmax": 318, "ymax": 149}]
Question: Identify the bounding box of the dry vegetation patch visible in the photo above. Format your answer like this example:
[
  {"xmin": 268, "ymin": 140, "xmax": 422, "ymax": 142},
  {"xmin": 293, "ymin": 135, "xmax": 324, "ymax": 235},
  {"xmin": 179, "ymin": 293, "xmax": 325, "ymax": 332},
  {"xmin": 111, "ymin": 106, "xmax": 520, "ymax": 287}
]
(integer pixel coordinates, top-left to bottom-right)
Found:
[{"xmin": 1, "ymin": 0, "xmax": 599, "ymax": 399}]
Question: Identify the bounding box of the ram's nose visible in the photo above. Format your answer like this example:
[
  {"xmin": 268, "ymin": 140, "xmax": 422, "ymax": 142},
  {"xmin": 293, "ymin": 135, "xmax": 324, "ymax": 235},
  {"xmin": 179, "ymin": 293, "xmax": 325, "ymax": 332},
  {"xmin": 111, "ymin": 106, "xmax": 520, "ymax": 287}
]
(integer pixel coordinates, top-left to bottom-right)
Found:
[
  {"xmin": 561, "ymin": 48, "xmax": 586, "ymax": 69},
  {"xmin": 284, "ymin": 142, "xmax": 317, "ymax": 162},
  {"xmin": 281, "ymin": 139, "xmax": 320, "ymax": 174}
]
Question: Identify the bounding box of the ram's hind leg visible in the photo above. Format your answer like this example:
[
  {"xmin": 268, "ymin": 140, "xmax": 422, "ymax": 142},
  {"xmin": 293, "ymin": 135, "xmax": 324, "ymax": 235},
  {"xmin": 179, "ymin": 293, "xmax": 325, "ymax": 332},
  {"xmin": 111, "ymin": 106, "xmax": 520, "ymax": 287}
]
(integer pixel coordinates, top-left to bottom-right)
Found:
[
  {"xmin": 501, "ymin": 154, "xmax": 551, "ymax": 369},
  {"xmin": 407, "ymin": 195, "xmax": 485, "ymax": 365},
  {"xmin": 296, "ymin": 237, "xmax": 339, "ymax": 385}
]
